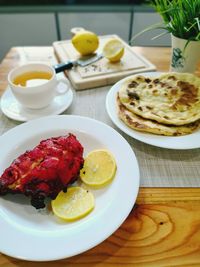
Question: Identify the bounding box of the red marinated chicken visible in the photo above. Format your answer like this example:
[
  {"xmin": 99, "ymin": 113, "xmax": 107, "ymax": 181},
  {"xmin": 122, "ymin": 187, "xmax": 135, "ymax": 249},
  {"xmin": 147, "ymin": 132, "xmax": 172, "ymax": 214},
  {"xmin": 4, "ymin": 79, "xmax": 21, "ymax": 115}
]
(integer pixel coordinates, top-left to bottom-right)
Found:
[{"xmin": 0, "ymin": 134, "xmax": 84, "ymax": 209}]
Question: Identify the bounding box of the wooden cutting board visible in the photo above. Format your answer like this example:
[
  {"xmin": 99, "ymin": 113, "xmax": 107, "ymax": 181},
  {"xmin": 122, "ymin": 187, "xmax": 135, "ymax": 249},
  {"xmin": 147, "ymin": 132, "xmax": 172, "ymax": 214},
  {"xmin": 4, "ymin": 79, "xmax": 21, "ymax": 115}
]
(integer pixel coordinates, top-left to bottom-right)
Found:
[{"xmin": 53, "ymin": 35, "xmax": 156, "ymax": 90}]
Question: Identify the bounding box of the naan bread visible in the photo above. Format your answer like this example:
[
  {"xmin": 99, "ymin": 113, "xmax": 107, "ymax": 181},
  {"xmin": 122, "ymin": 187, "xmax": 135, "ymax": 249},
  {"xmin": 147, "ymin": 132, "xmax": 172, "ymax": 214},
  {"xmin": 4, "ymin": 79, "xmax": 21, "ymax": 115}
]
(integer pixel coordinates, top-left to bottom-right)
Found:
[
  {"xmin": 118, "ymin": 73, "xmax": 200, "ymax": 126},
  {"xmin": 117, "ymin": 95, "xmax": 200, "ymax": 136}
]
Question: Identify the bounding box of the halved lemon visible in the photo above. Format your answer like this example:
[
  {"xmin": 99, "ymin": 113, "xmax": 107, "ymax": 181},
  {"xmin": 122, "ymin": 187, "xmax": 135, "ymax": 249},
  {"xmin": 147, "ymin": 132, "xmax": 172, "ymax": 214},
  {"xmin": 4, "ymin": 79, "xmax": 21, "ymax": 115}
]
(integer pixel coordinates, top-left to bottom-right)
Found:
[
  {"xmin": 51, "ymin": 187, "xmax": 95, "ymax": 221},
  {"xmin": 80, "ymin": 149, "xmax": 117, "ymax": 188},
  {"xmin": 103, "ymin": 39, "xmax": 125, "ymax": 62}
]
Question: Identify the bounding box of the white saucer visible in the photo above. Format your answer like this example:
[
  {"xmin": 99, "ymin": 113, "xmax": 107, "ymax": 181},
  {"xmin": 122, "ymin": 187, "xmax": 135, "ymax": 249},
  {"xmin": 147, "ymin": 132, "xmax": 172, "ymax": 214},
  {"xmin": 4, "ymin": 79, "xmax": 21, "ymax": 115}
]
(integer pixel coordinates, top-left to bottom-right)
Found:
[{"xmin": 0, "ymin": 86, "xmax": 73, "ymax": 122}]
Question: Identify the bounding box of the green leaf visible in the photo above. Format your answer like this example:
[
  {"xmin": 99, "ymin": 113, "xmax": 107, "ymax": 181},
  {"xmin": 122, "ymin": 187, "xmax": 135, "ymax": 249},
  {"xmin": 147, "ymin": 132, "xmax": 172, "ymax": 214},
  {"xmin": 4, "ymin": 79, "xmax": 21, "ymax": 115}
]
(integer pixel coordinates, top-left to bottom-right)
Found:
[{"xmin": 133, "ymin": 0, "xmax": 200, "ymax": 41}]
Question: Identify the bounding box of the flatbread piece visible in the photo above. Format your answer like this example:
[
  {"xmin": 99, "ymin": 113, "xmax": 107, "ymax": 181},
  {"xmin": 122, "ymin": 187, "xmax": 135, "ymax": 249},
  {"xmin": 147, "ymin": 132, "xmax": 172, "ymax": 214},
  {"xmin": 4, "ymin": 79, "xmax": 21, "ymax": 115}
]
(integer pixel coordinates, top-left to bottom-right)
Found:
[
  {"xmin": 118, "ymin": 73, "xmax": 200, "ymax": 126},
  {"xmin": 117, "ymin": 95, "xmax": 200, "ymax": 136}
]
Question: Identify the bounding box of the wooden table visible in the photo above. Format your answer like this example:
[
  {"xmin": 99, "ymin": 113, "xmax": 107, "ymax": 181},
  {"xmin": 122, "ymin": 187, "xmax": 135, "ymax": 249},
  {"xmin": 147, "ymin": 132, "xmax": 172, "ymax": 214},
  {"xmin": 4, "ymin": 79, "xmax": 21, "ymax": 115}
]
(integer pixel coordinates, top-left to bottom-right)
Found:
[{"xmin": 0, "ymin": 47, "xmax": 200, "ymax": 266}]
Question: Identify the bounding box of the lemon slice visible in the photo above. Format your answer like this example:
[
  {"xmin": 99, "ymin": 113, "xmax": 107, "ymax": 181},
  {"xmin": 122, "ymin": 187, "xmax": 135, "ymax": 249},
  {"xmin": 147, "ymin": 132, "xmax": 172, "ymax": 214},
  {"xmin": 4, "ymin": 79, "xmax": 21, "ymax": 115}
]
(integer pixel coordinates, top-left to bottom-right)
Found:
[
  {"xmin": 71, "ymin": 31, "xmax": 99, "ymax": 56},
  {"xmin": 51, "ymin": 187, "xmax": 95, "ymax": 221},
  {"xmin": 80, "ymin": 149, "xmax": 117, "ymax": 188},
  {"xmin": 103, "ymin": 39, "xmax": 124, "ymax": 62}
]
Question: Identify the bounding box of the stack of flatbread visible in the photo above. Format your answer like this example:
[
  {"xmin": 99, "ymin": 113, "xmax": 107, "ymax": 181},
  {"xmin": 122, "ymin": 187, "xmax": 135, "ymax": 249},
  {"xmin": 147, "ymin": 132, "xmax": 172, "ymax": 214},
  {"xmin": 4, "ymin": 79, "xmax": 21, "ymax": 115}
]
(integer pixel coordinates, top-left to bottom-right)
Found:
[{"xmin": 117, "ymin": 72, "xmax": 200, "ymax": 136}]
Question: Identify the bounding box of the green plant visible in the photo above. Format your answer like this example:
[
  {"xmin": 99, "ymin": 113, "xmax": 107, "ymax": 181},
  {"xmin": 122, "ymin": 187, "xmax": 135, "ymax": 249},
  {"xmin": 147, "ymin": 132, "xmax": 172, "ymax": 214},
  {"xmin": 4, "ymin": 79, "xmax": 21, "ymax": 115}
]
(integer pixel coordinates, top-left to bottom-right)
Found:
[{"xmin": 131, "ymin": 0, "xmax": 200, "ymax": 43}]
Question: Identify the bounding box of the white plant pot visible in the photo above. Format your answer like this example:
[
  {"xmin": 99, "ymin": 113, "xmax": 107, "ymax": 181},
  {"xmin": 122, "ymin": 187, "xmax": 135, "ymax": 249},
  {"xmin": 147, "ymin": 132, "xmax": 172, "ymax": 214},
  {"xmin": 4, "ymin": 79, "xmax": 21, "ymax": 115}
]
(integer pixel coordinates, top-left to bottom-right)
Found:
[{"xmin": 170, "ymin": 34, "xmax": 200, "ymax": 73}]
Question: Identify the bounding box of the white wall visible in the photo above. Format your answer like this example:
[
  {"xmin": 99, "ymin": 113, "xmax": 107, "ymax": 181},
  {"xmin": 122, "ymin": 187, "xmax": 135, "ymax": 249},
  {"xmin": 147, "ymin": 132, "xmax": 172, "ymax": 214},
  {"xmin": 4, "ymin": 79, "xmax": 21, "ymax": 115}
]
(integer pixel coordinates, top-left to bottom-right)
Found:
[
  {"xmin": 0, "ymin": 13, "xmax": 57, "ymax": 61},
  {"xmin": 0, "ymin": 10, "xmax": 171, "ymax": 61},
  {"xmin": 131, "ymin": 12, "xmax": 171, "ymax": 46},
  {"xmin": 58, "ymin": 12, "xmax": 131, "ymax": 42}
]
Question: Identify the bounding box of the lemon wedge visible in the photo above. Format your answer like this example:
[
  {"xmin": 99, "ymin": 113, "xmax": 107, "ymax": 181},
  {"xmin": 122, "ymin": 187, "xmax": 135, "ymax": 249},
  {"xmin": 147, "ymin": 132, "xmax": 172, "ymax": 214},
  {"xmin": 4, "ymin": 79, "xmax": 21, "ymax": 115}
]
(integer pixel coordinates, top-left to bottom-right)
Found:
[
  {"xmin": 103, "ymin": 39, "xmax": 124, "ymax": 62},
  {"xmin": 80, "ymin": 149, "xmax": 117, "ymax": 188},
  {"xmin": 71, "ymin": 30, "xmax": 99, "ymax": 56},
  {"xmin": 51, "ymin": 187, "xmax": 95, "ymax": 221}
]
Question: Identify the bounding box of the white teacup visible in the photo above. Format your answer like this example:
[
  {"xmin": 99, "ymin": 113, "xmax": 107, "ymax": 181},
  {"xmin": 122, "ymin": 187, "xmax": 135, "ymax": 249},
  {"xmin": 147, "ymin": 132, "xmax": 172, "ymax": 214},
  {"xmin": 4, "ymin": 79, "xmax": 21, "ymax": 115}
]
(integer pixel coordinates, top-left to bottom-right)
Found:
[{"xmin": 8, "ymin": 63, "xmax": 70, "ymax": 109}]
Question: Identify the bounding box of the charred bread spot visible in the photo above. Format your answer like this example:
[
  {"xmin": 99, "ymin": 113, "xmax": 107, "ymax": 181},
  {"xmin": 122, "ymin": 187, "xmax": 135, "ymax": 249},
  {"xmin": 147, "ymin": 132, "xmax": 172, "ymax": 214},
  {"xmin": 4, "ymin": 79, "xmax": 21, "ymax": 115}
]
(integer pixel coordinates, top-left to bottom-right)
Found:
[
  {"xmin": 125, "ymin": 114, "xmax": 147, "ymax": 129},
  {"xmin": 160, "ymin": 82, "xmax": 167, "ymax": 88},
  {"xmin": 153, "ymin": 90, "xmax": 158, "ymax": 95},
  {"xmin": 128, "ymin": 81, "xmax": 138, "ymax": 88},
  {"xmin": 125, "ymin": 114, "xmax": 133, "ymax": 124},
  {"xmin": 152, "ymin": 112, "xmax": 159, "ymax": 117},
  {"xmin": 146, "ymin": 106, "xmax": 153, "ymax": 110},
  {"xmin": 127, "ymin": 91, "xmax": 140, "ymax": 100},
  {"xmin": 145, "ymin": 78, "xmax": 151, "ymax": 83},
  {"xmin": 170, "ymin": 88, "xmax": 178, "ymax": 95},
  {"xmin": 172, "ymin": 81, "xmax": 198, "ymax": 109},
  {"xmin": 153, "ymin": 79, "xmax": 160, "ymax": 84},
  {"xmin": 136, "ymin": 76, "xmax": 144, "ymax": 82},
  {"xmin": 168, "ymin": 76, "xmax": 176, "ymax": 81}
]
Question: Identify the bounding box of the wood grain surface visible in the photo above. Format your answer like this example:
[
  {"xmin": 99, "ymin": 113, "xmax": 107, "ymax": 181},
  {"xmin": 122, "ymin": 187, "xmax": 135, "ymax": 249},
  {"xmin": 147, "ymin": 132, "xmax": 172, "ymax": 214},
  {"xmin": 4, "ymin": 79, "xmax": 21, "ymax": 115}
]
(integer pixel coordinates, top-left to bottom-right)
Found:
[
  {"xmin": 1, "ymin": 188, "xmax": 200, "ymax": 267},
  {"xmin": 0, "ymin": 46, "xmax": 200, "ymax": 266}
]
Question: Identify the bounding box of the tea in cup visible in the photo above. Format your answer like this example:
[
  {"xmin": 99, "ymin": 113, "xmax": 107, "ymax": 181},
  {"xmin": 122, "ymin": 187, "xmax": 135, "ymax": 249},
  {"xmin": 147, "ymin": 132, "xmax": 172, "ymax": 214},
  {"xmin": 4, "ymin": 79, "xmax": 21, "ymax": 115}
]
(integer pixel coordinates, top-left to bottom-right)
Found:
[{"xmin": 8, "ymin": 63, "xmax": 70, "ymax": 109}]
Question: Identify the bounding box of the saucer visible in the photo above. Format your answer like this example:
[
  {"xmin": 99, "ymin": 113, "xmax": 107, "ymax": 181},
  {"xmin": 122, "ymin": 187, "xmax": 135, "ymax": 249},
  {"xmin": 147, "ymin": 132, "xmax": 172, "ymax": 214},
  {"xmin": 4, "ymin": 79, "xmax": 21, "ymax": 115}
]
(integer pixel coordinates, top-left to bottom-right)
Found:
[{"xmin": 0, "ymin": 86, "xmax": 73, "ymax": 122}]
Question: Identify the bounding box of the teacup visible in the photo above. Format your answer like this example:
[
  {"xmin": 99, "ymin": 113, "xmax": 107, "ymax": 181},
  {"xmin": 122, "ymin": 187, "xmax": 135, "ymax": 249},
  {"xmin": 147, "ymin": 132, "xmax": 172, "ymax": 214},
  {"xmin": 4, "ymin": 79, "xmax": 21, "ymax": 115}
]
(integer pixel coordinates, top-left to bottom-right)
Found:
[{"xmin": 8, "ymin": 63, "xmax": 70, "ymax": 109}]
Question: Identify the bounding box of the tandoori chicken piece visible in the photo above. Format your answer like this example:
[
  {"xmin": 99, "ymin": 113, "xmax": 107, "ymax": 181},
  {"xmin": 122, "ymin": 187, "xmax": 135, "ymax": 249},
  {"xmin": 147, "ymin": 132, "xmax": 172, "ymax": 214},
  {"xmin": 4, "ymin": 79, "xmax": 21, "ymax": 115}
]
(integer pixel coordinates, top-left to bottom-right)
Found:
[{"xmin": 0, "ymin": 134, "xmax": 84, "ymax": 209}]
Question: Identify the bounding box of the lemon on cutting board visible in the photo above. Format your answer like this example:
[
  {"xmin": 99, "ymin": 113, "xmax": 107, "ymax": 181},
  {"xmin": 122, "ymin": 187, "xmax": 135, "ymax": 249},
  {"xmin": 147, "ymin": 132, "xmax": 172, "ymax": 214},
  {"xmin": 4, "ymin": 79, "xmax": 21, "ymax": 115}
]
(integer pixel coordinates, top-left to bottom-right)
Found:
[
  {"xmin": 71, "ymin": 30, "xmax": 99, "ymax": 56},
  {"xmin": 51, "ymin": 187, "xmax": 95, "ymax": 221},
  {"xmin": 103, "ymin": 39, "xmax": 125, "ymax": 62},
  {"xmin": 80, "ymin": 149, "xmax": 117, "ymax": 188}
]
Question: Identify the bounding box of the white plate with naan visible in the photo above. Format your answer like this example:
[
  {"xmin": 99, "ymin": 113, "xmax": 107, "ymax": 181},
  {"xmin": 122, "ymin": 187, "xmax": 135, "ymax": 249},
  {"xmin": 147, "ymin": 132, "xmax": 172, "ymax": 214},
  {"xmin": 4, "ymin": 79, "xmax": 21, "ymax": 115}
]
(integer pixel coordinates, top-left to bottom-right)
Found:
[{"xmin": 106, "ymin": 72, "xmax": 200, "ymax": 149}]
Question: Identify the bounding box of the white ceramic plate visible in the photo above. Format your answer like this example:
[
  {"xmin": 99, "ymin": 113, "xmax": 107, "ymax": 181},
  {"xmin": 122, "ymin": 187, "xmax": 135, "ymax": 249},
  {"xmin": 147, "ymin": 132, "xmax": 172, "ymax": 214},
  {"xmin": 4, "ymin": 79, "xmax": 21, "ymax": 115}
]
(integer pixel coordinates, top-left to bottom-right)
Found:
[
  {"xmin": 0, "ymin": 86, "xmax": 73, "ymax": 122},
  {"xmin": 0, "ymin": 115, "xmax": 139, "ymax": 261},
  {"xmin": 106, "ymin": 72, "xmax": 200, "ymax": 150}
]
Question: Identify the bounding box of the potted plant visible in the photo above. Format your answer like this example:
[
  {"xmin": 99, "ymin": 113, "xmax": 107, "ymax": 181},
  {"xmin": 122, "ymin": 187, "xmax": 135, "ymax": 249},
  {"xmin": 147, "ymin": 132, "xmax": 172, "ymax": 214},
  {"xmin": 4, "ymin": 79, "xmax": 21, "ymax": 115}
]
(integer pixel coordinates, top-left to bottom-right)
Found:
[{"xmin": 132, "ymin": 0, "xmax": 200, "ymax": 73}]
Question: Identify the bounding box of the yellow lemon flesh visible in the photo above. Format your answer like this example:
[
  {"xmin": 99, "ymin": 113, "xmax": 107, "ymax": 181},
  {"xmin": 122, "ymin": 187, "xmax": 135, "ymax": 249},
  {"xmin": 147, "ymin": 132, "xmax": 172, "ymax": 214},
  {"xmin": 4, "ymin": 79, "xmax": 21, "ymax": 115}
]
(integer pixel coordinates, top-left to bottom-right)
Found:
[
  {"xmin": 103, "ymin": 39, "xmax": 124, "ymax": 62},
  {"xmin": 51, "ymin": 187, "xmax": 95, "ymax": 221},
  {"xmin": 80, "ymin": 149, "xmax": 117, "ymax": 188},
  {"xmin": 71, "ymin": 31, "xmax": 99, "ymax": 56}
]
